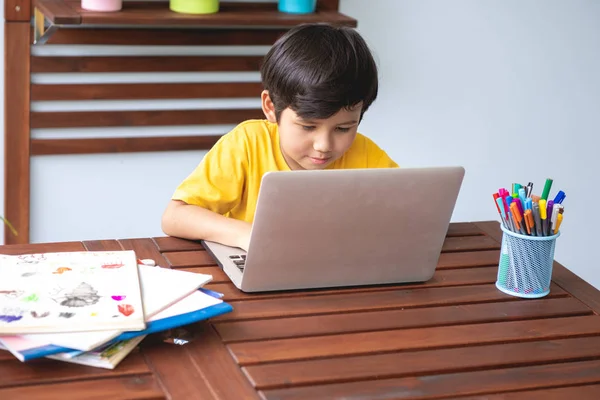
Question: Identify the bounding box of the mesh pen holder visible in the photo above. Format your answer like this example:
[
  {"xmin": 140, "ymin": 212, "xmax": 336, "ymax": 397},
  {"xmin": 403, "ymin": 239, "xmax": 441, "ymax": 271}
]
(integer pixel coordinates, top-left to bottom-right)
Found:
[{"xmin": 496, "ymin": 224, "xmax": 560, "ymax": 298}]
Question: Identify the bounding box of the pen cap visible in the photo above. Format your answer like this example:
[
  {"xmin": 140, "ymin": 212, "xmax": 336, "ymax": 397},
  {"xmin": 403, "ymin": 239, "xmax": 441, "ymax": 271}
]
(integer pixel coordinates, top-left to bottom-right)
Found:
[
  {"xmin": 539, "ymin": 199, "xmax": 547, "ymax": 219},
  {"xmin": 493, "ymin": 193, "xmax": 501, "ymax": 213},
  {"xmin": 496, "ymin": 197, "xmax": 506, "ymax": 218},
  {"xmin": 546, "ymin": 200, "xmax": 555, "ymax": 221},
  {"xmin": 513, "ymin": 197, "xmax": 524, "ymax": 216},
  {"xmin": 541, "ymin": 178, "xmax": 553, "ymax": 201}
]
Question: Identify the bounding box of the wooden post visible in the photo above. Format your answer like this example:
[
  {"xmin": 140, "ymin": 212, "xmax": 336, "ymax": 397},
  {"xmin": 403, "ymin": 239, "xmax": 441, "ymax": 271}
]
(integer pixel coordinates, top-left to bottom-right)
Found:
[{"xmin": 4, "ymin": 0, "xmax": 31, "ymax": 243}]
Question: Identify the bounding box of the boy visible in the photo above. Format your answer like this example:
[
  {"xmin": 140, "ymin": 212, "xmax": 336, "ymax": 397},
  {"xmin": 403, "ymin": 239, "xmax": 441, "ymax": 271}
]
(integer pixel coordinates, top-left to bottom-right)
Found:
[{"xmin": 161, "ymin": 23, "xmax": 398, "ymax": 251}]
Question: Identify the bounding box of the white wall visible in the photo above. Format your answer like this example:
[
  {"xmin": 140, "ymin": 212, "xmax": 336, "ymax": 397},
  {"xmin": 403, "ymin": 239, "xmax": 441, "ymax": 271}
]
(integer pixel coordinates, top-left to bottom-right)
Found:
[
  {"xmin": 339, "ymin": 0, "xmax": 599, "ymax": 288},
  {"xmin": 2, "ymin": 1, "xmax": 599, "ymax": 288}
]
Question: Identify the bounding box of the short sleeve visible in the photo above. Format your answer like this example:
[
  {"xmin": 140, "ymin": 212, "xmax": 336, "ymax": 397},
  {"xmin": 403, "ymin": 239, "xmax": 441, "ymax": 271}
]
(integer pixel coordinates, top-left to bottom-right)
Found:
[
  {"xmin": 171, "ymin": 129, "xmax": 248, "ymax": 216},
  {"xmin": 363, "ymin": 136, "xmax": 399, "ymax": 168}
]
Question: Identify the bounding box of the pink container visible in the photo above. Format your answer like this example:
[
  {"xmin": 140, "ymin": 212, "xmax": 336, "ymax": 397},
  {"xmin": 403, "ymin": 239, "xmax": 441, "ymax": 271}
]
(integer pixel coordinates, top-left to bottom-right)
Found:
[{"xmin": 81, "ymin": 0, "xmax": 123, "ymax": 11}]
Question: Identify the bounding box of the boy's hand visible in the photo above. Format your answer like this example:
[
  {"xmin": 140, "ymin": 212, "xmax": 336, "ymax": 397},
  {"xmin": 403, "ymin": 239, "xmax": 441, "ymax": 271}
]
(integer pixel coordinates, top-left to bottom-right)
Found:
[{"xmin": 236, "ymin": 222, "xmax": 252, "ymax": 252}]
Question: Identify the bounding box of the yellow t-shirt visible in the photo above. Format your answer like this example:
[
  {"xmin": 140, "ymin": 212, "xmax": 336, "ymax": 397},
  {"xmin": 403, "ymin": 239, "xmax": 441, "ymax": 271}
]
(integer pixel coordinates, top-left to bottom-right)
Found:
[{"xmin": 172, "ymin": 119, "xmax": 398, "ymax": 223}]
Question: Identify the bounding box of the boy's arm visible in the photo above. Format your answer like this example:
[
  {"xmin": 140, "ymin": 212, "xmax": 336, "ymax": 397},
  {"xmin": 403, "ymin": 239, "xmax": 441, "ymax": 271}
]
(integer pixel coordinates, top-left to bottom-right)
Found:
[
  {"xmin": 161, "ymin": 200, "xmax": 251, "ymax": 251},
  {"xmin": 161, "ymin": 128, "xmax": 251, "ymax": 250}
]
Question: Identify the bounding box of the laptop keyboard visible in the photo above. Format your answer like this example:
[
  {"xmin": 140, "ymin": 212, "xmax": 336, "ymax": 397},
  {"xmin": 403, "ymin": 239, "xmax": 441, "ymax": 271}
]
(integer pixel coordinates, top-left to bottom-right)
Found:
[{"xmin": 229, "ymin": 254, "xmax": 246, "ymax": 271}]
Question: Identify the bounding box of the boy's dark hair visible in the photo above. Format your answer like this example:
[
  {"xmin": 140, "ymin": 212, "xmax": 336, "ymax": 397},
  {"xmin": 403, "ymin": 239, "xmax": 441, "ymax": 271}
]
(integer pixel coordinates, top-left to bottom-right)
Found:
[{"xmin": 260, "ymin": 23, "xmax": 378, "ymax": 121}]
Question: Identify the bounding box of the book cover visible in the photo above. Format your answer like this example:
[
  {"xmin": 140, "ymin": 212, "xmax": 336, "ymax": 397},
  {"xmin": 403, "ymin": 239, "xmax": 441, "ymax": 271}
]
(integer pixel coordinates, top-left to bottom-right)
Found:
[
  {"xmin": 0, "ymin": 251, "xmax": 145, "ymax": 334},
  {"xmin": 46, "ymin": 335, "xmax": 147, "ymax": 370}
]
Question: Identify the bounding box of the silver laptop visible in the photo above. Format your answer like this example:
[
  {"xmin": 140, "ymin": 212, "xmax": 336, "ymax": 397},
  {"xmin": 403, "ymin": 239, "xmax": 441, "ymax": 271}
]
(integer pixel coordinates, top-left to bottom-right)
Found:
[{"xmin": 202, "ymin": 166, "xmax": 465, "ymax": 292}]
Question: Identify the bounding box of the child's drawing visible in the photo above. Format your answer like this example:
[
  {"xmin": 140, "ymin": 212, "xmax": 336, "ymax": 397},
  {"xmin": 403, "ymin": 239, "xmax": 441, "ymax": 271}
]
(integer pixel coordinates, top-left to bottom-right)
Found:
[
  {"xmin": 54, "ymin": 282, "xmax": 101, "ymax": 308},
  {"xmin": 0, "ymin": 250, "xmax": 145, "ymax": 334},
  {"xmin": 31, "ymin": 311, "xmax": 49, "ymax": 318},
  {"xmin": 117, "ymin": 304, "xmax": 135, "ymax": 317},
  {"xmin": 22, "ymin": 293, "xmax": 39, "ymax": 302},
  {"xmin": 16, "ymin": 254, "xmax": 47, "ymax": 265},
  {"xmin": 0, "ymin": 290, "xmax": 24, "ymax": 299},
  {"xmin": 0, "ymin": 308, "xmax": 24, "ymax": 323}
]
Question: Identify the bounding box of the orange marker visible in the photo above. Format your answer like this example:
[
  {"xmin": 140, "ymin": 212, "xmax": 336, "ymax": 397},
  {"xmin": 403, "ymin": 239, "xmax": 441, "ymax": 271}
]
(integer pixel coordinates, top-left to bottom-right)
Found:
[
  {"xmin": 524, "ymin": 209, "xmax": 533, "ymax": 235},
  {"xmin": 510, "ymin": 202, "xmax": 525, "ymax": 234}
]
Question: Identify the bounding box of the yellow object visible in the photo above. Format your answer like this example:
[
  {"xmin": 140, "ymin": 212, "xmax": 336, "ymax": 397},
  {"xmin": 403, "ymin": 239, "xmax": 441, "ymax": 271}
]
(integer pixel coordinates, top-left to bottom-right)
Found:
[
  {"xmin": 172, "ymin": 120, "xmax": 398, "ymax": 223},
  {"xmin": 170, "ymin": 0, "xmax": 219, "ymax": 14},
  {"xmin": 554, "ymin": 213, "xmax": 563, "ymax": 234}
]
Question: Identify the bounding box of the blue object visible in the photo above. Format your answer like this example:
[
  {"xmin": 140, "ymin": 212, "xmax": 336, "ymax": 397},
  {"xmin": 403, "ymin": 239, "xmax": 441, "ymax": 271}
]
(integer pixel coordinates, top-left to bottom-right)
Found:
[{"xmin": 278, "ymin": 0, "xmax": 316, "ymax": 14}]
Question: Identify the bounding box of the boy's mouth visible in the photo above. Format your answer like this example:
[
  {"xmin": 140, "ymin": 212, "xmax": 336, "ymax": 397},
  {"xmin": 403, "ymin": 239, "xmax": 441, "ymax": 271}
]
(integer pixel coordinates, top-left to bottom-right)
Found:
[{"xmin": 309, "ymin": 157, "xmax": 331, "ymax": 165}]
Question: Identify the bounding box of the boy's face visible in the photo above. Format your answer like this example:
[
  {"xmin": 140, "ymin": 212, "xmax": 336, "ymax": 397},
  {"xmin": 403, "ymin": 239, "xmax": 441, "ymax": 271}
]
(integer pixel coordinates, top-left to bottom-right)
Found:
[{"xmin": 262, "ymin": 91, "xmax": 362, "ymax": 170}]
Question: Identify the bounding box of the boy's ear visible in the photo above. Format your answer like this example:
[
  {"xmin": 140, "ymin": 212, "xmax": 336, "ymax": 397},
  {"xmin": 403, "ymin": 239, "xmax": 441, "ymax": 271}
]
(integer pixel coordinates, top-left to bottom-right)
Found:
[{"xmin": 261, "ymin": 90, "xmax": 277, "ymax": 123}]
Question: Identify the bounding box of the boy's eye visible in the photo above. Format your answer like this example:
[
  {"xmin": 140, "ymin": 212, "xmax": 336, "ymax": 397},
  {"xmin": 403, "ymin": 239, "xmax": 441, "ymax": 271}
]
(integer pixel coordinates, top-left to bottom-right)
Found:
[
  {"xmin": 336, "ymin": 127, "xmax": 351, "ymax": 132},
  {"xmin": 301, "ymin": 125, "xmax": 316, "ymax": 131}
]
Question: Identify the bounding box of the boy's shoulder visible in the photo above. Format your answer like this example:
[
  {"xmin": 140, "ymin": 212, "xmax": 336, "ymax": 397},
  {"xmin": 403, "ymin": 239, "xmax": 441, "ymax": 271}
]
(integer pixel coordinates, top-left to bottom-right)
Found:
[
  {"xmin": 229, "ymin": 119, "xmax": 274, "ymax": 138},
  {"xmin": 213, "ymin": 119, "xmax": 275, "ymax": 151},
  {"xmin": 351, "ymin": 132, "xmax": 383, "ymax": 151}
]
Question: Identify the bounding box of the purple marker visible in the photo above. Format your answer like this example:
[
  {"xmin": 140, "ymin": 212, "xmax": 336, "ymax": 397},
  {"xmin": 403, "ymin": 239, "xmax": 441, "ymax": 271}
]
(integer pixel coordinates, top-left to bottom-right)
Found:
[{"xmin": 546, "ymin": 200, "xmax": 554, "ymax": 234}]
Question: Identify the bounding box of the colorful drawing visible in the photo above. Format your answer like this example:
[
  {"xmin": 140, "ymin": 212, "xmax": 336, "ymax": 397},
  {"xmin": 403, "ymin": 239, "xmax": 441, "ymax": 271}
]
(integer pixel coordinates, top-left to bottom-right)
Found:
[
  {"xmin": 0, "ymin": 308, "xmax": 24, "ymax": 323},
  {"xmin": 0, "ymin": 250, "xmax": 145, "ymax": 334},
  {"xmin": 54, "ymin": 282, "xmax": 101, "ymax": 308},
  {"xmin": 0, "ymin": 290, "xmax": 23, "ymax": 299},
  {"xmin": 16, "ymin": 254, "xmax": 47, "ymax": 265},
  {"xmin": 101, "ymin": 262, "xmax": 124, "ymax": 269},
  {"xmin": 0, "ymin": 315, "xmax": 22, "ymax": 323},
  {"xmin": 31, "ymin": 311, "xmax": 49, "ymax": 318},
  {"xmin": 22, "ymin": 293, "xmax": 39, "ymax": 302},
  {"xmin": 117, "ymin": 304, "xmax": 135, "ymax": 317}
]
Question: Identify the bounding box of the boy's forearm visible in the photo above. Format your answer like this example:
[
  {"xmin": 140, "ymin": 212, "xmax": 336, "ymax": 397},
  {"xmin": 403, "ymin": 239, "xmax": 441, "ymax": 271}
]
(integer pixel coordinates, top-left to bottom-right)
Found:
[{"xmin": 161, "ymin": 201, "xmax": 250, "ymax": 249}]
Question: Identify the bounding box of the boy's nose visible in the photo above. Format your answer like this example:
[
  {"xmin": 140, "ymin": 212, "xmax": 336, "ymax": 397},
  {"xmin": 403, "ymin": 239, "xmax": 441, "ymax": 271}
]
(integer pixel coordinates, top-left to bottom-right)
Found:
[{"xmin": 313, "ymin": 133, "xmax": 332, "ymax": 153}]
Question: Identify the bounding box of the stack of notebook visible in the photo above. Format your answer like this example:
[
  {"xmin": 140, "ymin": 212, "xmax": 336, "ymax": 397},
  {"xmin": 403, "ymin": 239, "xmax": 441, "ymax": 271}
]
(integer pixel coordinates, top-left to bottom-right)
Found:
[{"xmin": 0, "ymin": 250, "xmax": 232, "ymax": 369}]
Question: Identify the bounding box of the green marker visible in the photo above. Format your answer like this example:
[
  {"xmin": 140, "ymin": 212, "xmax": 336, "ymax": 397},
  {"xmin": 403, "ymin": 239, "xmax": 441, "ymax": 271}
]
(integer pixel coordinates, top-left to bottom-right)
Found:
[{"xmin": 541, "ymin": 178, "xmax": 553, "ymax": 201}]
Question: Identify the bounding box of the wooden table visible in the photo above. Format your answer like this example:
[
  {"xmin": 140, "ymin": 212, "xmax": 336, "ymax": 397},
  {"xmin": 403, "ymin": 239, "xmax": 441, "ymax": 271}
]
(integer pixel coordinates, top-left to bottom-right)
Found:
[{"xmin": 2, "ymin": 221, "xmax": 600, "ymax": 399}]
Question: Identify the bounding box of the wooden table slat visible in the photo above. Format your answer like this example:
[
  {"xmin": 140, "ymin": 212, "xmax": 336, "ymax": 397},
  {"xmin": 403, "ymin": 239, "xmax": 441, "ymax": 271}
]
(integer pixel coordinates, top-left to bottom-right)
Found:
[
  {"xmin": 454, "ymin": 383, "xmax": 600, "ymax": 399},
  {"xmin": 215, "ymin": 283, "xmax": 568, "ymax": 322},
  {"xmin": 162, "ymin": 250, "xmax": 216, "ymax": 268},
  {"xmin": 445, "ymin": 222, "xmax": 485, "ymax": 237},
  {"xmin": 442, "ymin": 235, "xmax": 500, "ymax": 253},
  {"xmin": 437, "ymin": 249, "xmax": 500, "ymax": 269},
  {"xmin": 0, "ymin": 351, "xmax": 150, "ymax": 389},
  {"xmin": 228, "ymin": 315, "xmax": 600, "ymax": 365},
  {"xmin": 152, "ymin": 236, "xmax": 204, "ymax": 252},
  {"xmin": 214, "ymin": 296, "xmax": 591, "ymax": 343},
  {"xmin": 260, "ymin": 359, "xmax": 600, "ymax": 400},
  {"xmin": 0, "ymin": 242, "xmax": 85, "ymax": 255},
  {"xmin": 140, "ymin": 341, "xmax": 218, "ymax": 400},
  {"xmin": 117, "ymin": 238, "xmax": 169, "ymax": 268},
  {"xmin": 244, "ymin": 335, "xmax": 600, "ymax": 390},
  {"xmin": 0, "ymin": 373, "xmax": 164, "ymax": 400},
  {"xmin": 82, "ymin": 239, "xmax": 123, "ymax": 252},
  {"xmin": 212, "ymin": 266, "xmax": 501, "ymax": 301}
]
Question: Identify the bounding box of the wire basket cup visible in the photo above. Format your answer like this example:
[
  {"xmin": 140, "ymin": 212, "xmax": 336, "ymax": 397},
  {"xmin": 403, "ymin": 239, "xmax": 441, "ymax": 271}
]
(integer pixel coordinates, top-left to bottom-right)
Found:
[{"xmin": 496, "ymin": 224, "xmax": 560, "ymax": 298}]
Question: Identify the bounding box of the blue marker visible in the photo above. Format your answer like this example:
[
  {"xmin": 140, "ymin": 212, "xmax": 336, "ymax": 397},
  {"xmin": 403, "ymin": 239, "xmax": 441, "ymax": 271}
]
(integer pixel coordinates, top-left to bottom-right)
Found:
[
  {"xmin": 518, "ymin": 188, "xmax": 527, "ymax": 205},
  {"xmin": 553, "ymin": 190, "xmax": 566, "ymax": 204}
]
